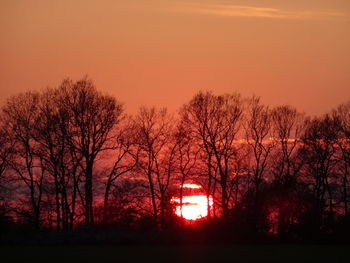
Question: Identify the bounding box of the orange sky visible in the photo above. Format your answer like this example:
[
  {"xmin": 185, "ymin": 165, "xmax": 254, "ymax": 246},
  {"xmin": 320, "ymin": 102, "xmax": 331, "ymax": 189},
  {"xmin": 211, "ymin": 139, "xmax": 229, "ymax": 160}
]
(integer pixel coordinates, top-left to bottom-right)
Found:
[{"xmin": 1, "ymin": 0, "xmax": 349, "ymax": 116}]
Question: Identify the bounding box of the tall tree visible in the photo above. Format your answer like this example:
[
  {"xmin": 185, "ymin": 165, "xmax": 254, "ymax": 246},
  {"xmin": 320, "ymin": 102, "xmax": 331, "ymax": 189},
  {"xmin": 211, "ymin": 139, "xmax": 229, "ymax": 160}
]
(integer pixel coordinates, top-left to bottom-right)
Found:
[
  {"xmin": 134, "ymin": 107, "xmax": 176, "ymax": 226},
  {"xmin": 244, "ymin": 96, "xmax": 275, "ymax": 233},
  {"xmin": 33, "ymin": 88, "xmax": 85, "ymax": 230},
  {"xmin": 174, "ymin": 123, "xmax": 201, "ymax": 217},
  {"xmin": 271, "ymin": 105, "xmax": 305, "ymax": 185},
  {"xmin": 1, "ymin": 92, "xmax": 45, "ymax": 228},
  {"xmin": 244, "ymin": 97, "xmax": 274, "ymax": 204},
  {"xmin": 270, "ymin": 105, "xmax": 305, "ymax": 237},
  {"xmin": 56, "ymin": 78, "xmax": 123, "ymax": 225},
  {"xmin": 180, "ymin": 91, "xmax": 243, "ymax": 218},
  {"xmin": 332, "ymin": 102, "xmax": 350, "ymax": 216},
  {"xmin": 300, "ymin": 115, "xmax": 340, "ymax": 230},
  {"xmin": 102, "ymin": 118, "xmax": 140, "ymax": 223}
]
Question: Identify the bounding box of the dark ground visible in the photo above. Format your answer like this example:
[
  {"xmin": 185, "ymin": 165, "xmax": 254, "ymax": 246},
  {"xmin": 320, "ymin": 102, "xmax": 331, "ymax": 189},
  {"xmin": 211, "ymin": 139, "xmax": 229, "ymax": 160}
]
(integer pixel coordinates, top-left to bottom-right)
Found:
[{"xmin": 0, "ymin": 245, "xmax": 349, "ymax": 263}]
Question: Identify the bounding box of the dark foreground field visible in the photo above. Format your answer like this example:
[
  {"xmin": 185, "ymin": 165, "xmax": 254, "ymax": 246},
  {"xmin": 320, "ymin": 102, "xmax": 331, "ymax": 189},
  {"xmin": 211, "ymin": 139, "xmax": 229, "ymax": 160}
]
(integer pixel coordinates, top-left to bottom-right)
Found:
[{"xmin": 0, "ymin": 245, "xmax": 349, "ymax": 263}]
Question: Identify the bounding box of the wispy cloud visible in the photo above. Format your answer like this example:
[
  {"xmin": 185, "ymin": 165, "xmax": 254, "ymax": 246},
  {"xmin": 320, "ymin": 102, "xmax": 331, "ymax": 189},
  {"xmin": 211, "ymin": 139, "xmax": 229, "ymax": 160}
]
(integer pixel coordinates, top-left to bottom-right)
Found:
[{"xmin": 173, "ymin": 2, "xmax": 345, "ymax": 20}]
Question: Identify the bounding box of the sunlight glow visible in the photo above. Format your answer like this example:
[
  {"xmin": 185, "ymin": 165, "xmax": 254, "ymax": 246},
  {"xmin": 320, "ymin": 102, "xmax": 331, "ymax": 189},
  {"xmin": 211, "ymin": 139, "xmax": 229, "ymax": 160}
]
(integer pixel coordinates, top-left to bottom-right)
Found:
[
  {"xmin": 182, "ymin": 183, "xmax": 202, "ymax": 189},
  {"xmin": 171, "ymin": 184, "xmax": 213, "ymax": 220}
]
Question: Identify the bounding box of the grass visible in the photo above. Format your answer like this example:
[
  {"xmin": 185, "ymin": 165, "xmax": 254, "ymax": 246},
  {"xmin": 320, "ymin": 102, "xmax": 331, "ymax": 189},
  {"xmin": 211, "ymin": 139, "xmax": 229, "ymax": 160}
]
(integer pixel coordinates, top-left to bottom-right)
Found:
[{"xmin": 1, "ymin": 244, "xmax": 349, "ymax": 263}]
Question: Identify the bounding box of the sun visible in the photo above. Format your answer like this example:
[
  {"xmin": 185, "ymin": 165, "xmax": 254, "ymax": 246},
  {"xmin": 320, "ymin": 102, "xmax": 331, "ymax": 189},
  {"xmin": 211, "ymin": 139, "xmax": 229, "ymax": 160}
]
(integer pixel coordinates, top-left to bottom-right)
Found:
[{"xmin": 171, "ymin": 183, "xmax": 213, "ymax": 220}]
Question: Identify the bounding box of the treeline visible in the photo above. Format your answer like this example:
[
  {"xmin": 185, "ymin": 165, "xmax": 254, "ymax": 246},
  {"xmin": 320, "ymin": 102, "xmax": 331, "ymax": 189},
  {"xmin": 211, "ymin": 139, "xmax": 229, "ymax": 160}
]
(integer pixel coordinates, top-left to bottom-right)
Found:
[{"xmin": 0, "ymin": 77, "xmax": 349, "ymax": 241}]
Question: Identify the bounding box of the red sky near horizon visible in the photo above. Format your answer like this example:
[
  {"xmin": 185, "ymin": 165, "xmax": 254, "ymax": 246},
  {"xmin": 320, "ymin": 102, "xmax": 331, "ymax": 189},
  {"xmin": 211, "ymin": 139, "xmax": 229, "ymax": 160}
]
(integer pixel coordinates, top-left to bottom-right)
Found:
[{"xmin": 1, "ymin": 0, "xmax": 349, "ymax": 116}]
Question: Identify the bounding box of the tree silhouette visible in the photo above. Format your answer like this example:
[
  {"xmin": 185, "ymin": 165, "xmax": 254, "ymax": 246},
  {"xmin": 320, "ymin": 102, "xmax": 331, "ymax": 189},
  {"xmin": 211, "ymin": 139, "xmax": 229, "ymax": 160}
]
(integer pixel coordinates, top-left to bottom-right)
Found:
[
  {"xmin": 134, "ymin": 107, "xmax": 176, "ymax": 227},
  {"xmin": 0, "ymin": 77, "xmax": 349, "ymax": 244},
  {"xmin": 2, "ymin": 92, "xmax": 45, "ymax": 228},
  {"xmin": 180, "ymin": 91, "xmax": 243, "ymax": 218}
]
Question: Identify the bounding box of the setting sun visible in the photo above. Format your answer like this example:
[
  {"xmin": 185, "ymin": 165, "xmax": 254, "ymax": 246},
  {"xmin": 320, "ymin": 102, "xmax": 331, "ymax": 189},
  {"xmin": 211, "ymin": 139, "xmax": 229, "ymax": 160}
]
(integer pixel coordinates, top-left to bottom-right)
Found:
[
  {"xmin": 182, "ymin": 183, "xmax": 201, "ymax": 189},
  {"xmin": 0, "ymin": 0, "xmax": 349, "ymax": 258},
  {"xmin": 172, "ymin": 184, "xmax": 213, "ymax": 220}
]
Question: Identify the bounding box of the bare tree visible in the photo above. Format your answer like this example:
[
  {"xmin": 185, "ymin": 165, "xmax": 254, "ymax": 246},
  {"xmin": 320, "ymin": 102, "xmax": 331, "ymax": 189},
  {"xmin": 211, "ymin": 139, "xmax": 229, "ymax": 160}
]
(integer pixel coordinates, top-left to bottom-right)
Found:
[
  {"xmin": 0, "ymin": 123, "xmax": 14, "ymax": 219},
  {"xmin": 32, "ymin": 87, "xmax": 87, "ymax": 230},
  {"xmin": 271, "ymin": 105, "xmax": 305, "ymax": 185},
  {"xmin": 300, "ymin": 114, "xmax": 340, "ymax": 229},
  {"xmin": 269, "ymin": 105, "xmax": 305, "ymax": 237},
  {"xmin": 244, "ymin": 97, "xmax": 274, "ymax": 204},
  {"xmin": 180, "ymin": 91, "xmax": 243, "ymax": 218},
  {"xmin": 102, "ymin": 119, "xmax": 140, "ymax": 223},
  {"xmin": 134, "ymin": 107, "xmax": 176, "ymax": 226},
  {"xmin": 332, "ymin": 102, "xmax": 350, "ymax": 216},
  {"xmin": 56, "ymin": 78, "xmax": 123, "ymax": 225},
  {"xmin": 33, "ymin": 89, "xmax": 66, "ymax": 230},
  {"xmin": 1, "ymin": 92, "xmax": 46, "ymax": 228},
  {"xmin": 174, "ymin": 123, "xmax": 201, "ymax": 217}
]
